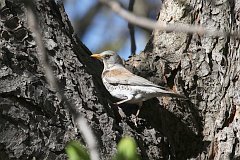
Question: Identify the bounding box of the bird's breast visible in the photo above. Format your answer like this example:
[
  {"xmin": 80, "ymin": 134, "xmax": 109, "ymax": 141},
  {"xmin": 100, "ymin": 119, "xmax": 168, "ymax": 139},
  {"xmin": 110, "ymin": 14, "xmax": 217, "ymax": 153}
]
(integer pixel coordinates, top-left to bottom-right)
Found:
[{"xmin": 103, "ymin": 80, "xmax": 131, "ymax": 99}]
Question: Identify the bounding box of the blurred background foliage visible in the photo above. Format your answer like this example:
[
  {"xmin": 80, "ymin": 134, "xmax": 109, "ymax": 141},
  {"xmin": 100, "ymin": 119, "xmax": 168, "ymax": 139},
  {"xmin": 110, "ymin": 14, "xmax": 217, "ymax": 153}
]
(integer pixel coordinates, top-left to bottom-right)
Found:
[
  {"xmin": 66, "ymin": 137, "xmax": 139, "ymax": 160},
  {"xmin": 64, "ymin": 0, "xmax": 161, "ymax": 59}
]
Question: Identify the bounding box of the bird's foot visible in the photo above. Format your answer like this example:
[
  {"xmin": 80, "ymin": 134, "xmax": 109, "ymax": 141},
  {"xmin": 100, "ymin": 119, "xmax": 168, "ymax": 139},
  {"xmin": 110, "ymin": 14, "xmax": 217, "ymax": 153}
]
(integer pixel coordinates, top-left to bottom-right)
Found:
[
  {"xmin": 113, "ymin": 102, "xmax": 120, "ymax": 105},
  {"xmin": 131, "ymin": 114, "xmax": 139, "ymax": 127}
]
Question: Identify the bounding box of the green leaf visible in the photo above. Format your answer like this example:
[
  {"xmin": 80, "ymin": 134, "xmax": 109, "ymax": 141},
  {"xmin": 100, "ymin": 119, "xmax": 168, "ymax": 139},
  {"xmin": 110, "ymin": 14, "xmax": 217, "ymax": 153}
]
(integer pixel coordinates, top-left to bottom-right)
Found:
[
  {"xmin": 65, "ymin": 141, "xmax": 90, "ymax": 160},
  {"xmin": 114, "ymin": 137, "xmax": 139, "ymax": 160}
]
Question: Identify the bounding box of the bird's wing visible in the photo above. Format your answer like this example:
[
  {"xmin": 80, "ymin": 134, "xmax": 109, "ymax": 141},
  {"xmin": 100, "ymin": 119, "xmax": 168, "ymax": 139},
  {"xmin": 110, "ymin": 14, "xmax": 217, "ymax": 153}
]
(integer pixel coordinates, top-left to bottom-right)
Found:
[{"xmin": 103, "ymin": 67, "xmax": 167, "ymax": 89}]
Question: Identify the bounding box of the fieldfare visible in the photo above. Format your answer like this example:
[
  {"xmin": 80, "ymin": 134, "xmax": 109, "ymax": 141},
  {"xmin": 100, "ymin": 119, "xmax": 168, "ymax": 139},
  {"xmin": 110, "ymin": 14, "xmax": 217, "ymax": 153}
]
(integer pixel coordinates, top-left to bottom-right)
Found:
[{"xmin": 91, "ymin": 51, "xmax": 186, "ymax": 124}]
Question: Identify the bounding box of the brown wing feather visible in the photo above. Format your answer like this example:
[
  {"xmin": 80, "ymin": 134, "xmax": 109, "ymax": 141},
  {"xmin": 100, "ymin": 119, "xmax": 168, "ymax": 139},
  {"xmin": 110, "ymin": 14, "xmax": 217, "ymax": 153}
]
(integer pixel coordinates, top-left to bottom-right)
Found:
[{"xmin": 103, "ymin": 67, "xmax": 167, "ymax": 89}]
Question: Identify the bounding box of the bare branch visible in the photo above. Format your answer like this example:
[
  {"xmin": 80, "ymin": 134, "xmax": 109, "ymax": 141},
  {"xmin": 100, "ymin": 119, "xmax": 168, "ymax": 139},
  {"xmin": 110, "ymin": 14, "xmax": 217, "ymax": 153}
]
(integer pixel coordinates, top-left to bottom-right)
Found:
[
  {"xmin": 23, "ymin": 1, "xmax": 99, "ymax": 160},
  {"xmin": 73, "ymin": 2, "xmax": 102, "ymax": 38},
  {"xmin": 100, "ymin": 0, "xmax": 240, "ymax": 39},
  {"xmin": 128, "ymin": 0, "xmax": 136, "ymax": 55}
]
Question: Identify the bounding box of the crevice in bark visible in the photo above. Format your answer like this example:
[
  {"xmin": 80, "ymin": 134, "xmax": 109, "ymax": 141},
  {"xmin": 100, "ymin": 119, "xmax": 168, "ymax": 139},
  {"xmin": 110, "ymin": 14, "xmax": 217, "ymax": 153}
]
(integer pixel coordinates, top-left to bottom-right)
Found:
[
  {"xmin": 229, "ymin": 0, "xmax": 236, "ymax": 24},
  {"xmin": 223, "ymin": 105, "xmax": 236, "ymax": 128},
  {"xmin": 166, "ymin": 67, "xmax": 180, "ymax": 89},
  {"xmin": 0, "ymin": 114, "xmax": 29, "ymax": 130},
  {"xmin": 0, "ymin": 94, "xmax": 48, "ymax": 117},
  {"xmin": 230, "ymin": 130, "xmax": 238, "ymax": 159},
  {"xmin": 221, "ymin": 37, "xmax": 230, "ymax": 67}
]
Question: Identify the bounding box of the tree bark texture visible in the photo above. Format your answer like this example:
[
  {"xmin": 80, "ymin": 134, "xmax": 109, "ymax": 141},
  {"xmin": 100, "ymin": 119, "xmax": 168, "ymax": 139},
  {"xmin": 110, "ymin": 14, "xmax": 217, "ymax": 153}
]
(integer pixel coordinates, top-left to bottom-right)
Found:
[
  {"xmin": 0, "ymin": 0, "xmax": 119, "ymax": 159},
  {"xmin": 127, "ymin": 0, "xmax": 240, "ymax": 159},
  {"xmin": 0, "ymin": 0, "xmax": 239, "ymax": 160}
]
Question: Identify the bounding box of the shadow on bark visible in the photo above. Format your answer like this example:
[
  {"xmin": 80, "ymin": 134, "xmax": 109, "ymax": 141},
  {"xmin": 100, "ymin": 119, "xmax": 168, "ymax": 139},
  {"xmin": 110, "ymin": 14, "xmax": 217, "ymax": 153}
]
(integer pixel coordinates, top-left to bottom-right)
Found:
[{"xmin": 115, "ymin": 98, "xmax": 206, "ymax": 159}]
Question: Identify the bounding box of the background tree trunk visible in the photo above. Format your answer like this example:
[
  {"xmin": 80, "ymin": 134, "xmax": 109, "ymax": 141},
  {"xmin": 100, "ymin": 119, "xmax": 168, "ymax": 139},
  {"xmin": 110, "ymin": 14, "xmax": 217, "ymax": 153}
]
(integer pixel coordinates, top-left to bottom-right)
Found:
[
  {"xmin": 0, "ymin": 0, "xmax": 239, "ymax": 160},
  {"xmin": 127, "ymin": 0, "xmax": 240, "ymax": 159}
]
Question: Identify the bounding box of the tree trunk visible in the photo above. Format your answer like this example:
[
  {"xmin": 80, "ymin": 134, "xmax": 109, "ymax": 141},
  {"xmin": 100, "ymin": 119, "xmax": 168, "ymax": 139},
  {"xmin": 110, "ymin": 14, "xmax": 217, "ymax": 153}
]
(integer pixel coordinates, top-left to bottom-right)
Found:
[
  {"xmin": 0, "ymin": 0, "xmax": 118, "ymax": 159},
  {"xmin": 0, "ymin": 0, "xmax": 239, "ymax": 160},
  {"xmin": 127, "ymin": 0, "xmax": 240, "ymax": 159}
]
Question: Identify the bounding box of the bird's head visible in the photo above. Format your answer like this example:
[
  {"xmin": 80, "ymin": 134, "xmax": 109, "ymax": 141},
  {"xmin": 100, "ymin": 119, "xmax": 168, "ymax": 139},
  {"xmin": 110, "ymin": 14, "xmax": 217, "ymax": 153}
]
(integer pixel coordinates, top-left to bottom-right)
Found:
[{"xmin": 91, "ymin": 50, "xmax": 123, "ymax": 69}]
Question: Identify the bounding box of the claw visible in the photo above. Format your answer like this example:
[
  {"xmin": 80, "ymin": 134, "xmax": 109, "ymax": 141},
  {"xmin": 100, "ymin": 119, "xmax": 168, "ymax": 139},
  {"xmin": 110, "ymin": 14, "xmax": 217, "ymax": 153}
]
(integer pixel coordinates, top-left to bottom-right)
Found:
[{"xmin": 133, "ymin": 105, "xmax": 142, "ymax": 126}]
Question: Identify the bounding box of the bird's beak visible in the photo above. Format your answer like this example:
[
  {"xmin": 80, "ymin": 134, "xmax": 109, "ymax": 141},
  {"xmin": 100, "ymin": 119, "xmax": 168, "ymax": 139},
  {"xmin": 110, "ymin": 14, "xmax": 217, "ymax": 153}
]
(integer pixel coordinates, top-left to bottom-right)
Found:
[{"xmin": 91, "ymin": 54, "xmax": 103, "ymax": 60}]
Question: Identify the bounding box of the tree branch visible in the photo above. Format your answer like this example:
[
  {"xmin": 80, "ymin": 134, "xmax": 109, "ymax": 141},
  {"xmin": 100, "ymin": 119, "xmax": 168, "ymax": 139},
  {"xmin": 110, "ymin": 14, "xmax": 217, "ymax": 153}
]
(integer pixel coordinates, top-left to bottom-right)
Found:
[
  {"xmin": 128, "ymin": 0, "xmax": 136, "ymax": 55},
  {"xmin": 100, "ymin": 0, "xmax": 240, "ymax": 39},
  {"xmin": 23, "ymin": 1, "xmax": 99, "ymax": 160}
]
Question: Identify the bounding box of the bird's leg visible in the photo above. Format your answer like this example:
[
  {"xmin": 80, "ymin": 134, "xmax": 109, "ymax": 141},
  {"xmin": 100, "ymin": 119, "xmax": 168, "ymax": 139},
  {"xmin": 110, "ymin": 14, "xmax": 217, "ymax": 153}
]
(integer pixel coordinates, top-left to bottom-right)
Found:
[
  {"xmin": 113, "ymin": 97, "xmax": 132, "ymax": 119},
  {"xmin": 135, "ymin": 105, "xmax": 142, "ymax": 118},
  {"xmin": 133, "ymin": 102, "xmax": 143, "ymax": 126},
  {"xmin": 113, "ymin": 96, "xmax": 133, "ymax": 105}
]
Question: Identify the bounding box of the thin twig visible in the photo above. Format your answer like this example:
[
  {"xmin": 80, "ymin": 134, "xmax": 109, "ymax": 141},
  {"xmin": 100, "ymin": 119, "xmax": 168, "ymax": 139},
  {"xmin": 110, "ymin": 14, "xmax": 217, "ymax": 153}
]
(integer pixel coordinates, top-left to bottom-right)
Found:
[
  {"xmin": 128, "ymin": 0, "xmax": 136, "ymax": 55},
  {"xmin": 23, "ymin": 1, "xmax": 99, "ymax": 160},
  {"xmin": 100, "ymin": 0, "xmax": 240, "ymax": 39},
  {"xmin": 74, "ymin": 2, "xmax": 102, "ymax": 38}
]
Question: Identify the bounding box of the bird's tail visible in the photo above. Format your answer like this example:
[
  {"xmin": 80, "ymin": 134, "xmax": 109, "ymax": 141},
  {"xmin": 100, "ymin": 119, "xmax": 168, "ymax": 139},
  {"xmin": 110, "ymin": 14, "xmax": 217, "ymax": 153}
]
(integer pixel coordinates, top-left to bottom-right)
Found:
[{"xmin": 157, "ymin": 89, "xmax": 188, "ymax": 100}]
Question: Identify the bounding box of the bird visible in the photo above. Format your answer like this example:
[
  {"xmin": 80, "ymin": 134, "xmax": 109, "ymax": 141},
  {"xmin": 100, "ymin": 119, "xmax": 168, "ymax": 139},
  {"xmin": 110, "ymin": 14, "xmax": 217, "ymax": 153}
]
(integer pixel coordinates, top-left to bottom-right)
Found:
[{"xmin": 91, "ymin": 50, "xmax": 186, "ymax": 124}]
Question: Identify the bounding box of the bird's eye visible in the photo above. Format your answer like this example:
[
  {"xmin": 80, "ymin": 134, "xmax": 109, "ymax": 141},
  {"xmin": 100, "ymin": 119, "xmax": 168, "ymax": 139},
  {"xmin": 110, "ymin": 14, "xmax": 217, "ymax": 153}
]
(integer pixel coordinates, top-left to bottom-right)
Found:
[{"xmin": 105, "ymin": 55, "xmax": 111, "ymax": 59}]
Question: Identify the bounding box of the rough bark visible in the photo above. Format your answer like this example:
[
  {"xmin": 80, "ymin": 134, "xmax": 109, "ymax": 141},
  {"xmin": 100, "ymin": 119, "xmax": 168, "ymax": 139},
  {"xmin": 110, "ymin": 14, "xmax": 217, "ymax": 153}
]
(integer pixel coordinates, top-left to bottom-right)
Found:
[
  {"xmin": 0, "ymin": 0, "xmax": 118, "ymax": 159},
  {"xmin": 0, "ymin": 0, "xmax": 239, "ymax": 160},
  {"xmin": 127, "ymin": 0, "xmax": 240, "ymax": 159}
]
